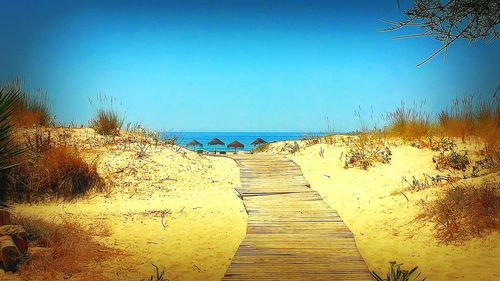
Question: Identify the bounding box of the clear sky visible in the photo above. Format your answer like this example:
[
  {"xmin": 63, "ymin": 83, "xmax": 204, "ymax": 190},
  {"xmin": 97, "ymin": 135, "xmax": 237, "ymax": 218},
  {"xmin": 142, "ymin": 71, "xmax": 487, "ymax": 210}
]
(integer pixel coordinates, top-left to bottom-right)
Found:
[{"xmin": 0, "ymin": 0, "xmax": 498, "ymax": 132}]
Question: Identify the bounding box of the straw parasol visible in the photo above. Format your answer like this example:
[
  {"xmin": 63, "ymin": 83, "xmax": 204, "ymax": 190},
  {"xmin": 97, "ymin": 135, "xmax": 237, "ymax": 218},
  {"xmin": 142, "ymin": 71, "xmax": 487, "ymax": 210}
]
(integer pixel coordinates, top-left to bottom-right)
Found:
[
  {"xmin": 251, "ymin": 138, "xmax": 267, "ymax": 147},
  {"xmin": 186, "ymin": 140, "xmax": 202, "ymax": 151},
  {"xmin": 208, "ymin": 138, "xmax": 225, "ymax": 153},
  {"xmin": 227, "ymin": 140, "xmax": 244, "ymax": 153}
]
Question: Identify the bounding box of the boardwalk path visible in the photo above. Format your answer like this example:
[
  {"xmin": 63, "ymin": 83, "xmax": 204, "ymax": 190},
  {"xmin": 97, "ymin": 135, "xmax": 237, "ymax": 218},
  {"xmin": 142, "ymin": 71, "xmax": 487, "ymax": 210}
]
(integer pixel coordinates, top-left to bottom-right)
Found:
[{"xmin": 223, "ymin": 154, "xmax": 372, "ymax": 281}]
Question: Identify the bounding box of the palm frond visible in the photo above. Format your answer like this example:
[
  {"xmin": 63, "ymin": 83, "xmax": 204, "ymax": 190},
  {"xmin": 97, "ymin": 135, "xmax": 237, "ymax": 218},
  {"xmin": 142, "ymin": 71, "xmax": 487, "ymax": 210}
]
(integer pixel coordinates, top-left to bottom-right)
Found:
[{"xmin": 0, "ymin": 85, "xmax": 25, "ymax": 170}]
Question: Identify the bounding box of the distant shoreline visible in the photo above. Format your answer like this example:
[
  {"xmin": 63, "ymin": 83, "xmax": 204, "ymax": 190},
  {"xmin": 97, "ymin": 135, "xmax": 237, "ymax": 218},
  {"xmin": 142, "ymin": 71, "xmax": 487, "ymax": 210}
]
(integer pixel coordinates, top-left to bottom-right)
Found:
[{"xmin": 161, "ymin": 131, "xmax": 348, "ymax": 152}]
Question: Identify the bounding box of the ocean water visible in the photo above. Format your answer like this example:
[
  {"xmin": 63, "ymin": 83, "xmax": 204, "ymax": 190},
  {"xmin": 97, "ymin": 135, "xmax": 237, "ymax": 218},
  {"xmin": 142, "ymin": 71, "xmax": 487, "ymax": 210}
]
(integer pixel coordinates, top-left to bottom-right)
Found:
[{"xmin": 162, "ymin": 132, "xmax": 325, "ymax": 152}]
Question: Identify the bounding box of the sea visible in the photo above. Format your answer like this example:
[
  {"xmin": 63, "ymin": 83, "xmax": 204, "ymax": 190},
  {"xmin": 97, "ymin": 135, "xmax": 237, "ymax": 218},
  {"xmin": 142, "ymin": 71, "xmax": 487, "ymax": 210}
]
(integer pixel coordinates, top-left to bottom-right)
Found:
[{"xmin": 161, "ymin": 132, "xmax": 326, "ymax": 152}]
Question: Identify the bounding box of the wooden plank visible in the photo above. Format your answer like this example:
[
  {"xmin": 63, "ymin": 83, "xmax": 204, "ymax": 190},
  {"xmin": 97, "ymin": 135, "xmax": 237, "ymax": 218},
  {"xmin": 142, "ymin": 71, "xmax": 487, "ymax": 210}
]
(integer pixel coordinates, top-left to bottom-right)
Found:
[{"xmin": 222, "ymin": 154, "xmax": 371, "ymax": 280}]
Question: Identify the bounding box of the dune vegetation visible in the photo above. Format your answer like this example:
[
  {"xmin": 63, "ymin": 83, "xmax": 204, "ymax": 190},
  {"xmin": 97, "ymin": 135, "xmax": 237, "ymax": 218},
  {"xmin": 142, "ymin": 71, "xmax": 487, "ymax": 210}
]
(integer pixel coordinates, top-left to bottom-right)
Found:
[
  {"xmin": 254, "ymin": 96, "xmax": 499, "ymax": 280},
  {"xmin": 0, "ymin": 79, "xmax": 246, "ymax": 280}
]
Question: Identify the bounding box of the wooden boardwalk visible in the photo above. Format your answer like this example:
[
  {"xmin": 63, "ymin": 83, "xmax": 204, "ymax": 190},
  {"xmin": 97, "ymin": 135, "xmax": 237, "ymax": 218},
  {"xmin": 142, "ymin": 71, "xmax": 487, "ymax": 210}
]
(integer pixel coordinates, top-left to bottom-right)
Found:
[{"xmin": 223, "ymin": 154, "xmax": 372, "ymax": 281}]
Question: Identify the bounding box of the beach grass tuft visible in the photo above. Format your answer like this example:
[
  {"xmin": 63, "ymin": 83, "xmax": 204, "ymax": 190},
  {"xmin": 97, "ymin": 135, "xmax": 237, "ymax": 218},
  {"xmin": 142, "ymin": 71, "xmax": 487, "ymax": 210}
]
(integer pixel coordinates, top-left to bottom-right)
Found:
[{"xmin": 89, "ymin": 94, "xmax": 124, "ymax": 136}]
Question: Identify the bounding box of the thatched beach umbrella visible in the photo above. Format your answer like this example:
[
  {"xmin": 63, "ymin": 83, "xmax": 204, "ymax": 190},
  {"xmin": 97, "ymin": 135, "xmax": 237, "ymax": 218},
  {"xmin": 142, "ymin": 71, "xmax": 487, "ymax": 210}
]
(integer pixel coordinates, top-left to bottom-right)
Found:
[
  {"xmin": 208, "ymin": 138, "xmax": 225, "ymax": 153},
  {"xmin": 251, "ymin": 138, "xmax": 267, "ymax": 147},
  {"xmin": 227, "ymin": 140, "xmax": 244, "ymax": 153},
  {"xmin": 186, "ymin": 140, "xmax": 202, "ymax": 151}
]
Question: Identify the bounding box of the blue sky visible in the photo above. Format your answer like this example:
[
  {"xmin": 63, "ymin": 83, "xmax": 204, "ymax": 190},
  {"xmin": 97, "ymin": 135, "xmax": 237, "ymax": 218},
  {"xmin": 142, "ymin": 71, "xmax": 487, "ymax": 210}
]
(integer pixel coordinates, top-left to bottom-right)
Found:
[{"xmin": 0, "ymin": 0, "xmax": 498, "ymax": 132}]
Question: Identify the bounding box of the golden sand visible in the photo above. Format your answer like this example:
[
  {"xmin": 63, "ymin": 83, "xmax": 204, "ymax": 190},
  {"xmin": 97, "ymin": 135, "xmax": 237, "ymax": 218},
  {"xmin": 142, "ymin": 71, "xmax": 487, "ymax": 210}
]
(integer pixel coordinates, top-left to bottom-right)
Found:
[
  {"xmin": 13, "ymin": 128, "xmax": 247, "ymax": 281},
  {"xmin": 276, "ymin": 140, "xmax": 500, "ymax": 281}
]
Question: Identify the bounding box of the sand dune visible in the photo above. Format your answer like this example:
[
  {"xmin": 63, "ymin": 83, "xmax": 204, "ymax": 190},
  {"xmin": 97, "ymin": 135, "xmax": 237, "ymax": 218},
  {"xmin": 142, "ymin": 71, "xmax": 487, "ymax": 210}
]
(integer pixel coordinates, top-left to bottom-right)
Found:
[
  {"xmin": 9, "ymin": 129, "xmax": 500, "ymax": 280},
  {"xmin": 263, "ymin": 138, "xmax": 499, "ymax": 281},
  {"xmin": 13, "ymin": 128, "xmax": 247, "ymax": 281}
]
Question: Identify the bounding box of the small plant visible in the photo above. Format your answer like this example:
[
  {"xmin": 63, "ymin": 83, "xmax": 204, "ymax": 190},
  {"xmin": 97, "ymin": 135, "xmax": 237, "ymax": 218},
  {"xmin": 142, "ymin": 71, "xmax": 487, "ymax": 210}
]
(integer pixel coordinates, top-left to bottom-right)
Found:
[
  {"xmin": 402, "ymin": 174, "xmax": 458, "ymax": 192},
  {"xmin": 137, "ymin": 139, "xmax": 150, "ymax": 158},
  {"xmin": 432, "ymin": 150, "xmax": 470, "ymax": 171},
  {"xmin": 410, "ymin": 135, "xmax": 456, "ymax": 152},
  {"xmin": 319, "ymin": 147, "xmax": 325, "ymax": 158},
  {"xmin": 163, "ymin": 132, "xmax": 180, "ymax": 146},
  {"xmin": 402, "ymin": 175, "xmax": 431, "ymax": 191},
  {"xmin": 302, "ymin": 133, "xmax": 320, "ymax": 147},
  {"xmin": 418, "ymin": 182, "xmax": 499, "ymax": 244},
  {"xmin": 89, "ymin": 94, "xmax": 124, "ymax": 136},
  {"xmin": 284, "ymin": 141, "xmax": 300, "ymax": 154},
  {"xmin": 144, "ymin": 264, "xmax": 167, "ymax": 281},
  {"xmin": 472, "ymin": 156, "xmax": 498, "ymax": 177},
  {"xmin": 343, "ymin": 135, "xmax": 391, "ymax": 170},
  {"xmin": 371, "ymin": 261, "xmax": 426, "ymax": 281}
]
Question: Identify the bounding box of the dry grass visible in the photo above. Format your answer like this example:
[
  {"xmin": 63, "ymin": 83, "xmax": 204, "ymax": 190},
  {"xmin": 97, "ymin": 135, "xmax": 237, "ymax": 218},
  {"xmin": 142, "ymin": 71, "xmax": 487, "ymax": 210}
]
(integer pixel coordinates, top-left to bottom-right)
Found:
[
  {"xmin": 384, "ymin": 101, "xmax": 434, "ymax": 141},
  {"xmin": 302, "ymin": 133, "xmax": 320, "ymax": 147},
  {"xmin": 90, "ymin": 109, "xmax": 123, "ymax": 136},
  {"xmin": 1, "ymin": 79, "xmax": 52, "ymax": 128},
  {"xmin": 438, "ymin": 97, "xmax": 497, "ymax": 140},
  {"xmin": 89, "ymin": 95, "xmax": 124, "ymax": 136},
  {"xmin": 30, "ymin": 146, "xmax": 101, "ymax": 200},
  {"xmin": 439, "ymin": 96, "xmax": 499, "ymax": 159},
  {"xmin": 11, "ymin": 214, "xmax": 117, "ymax": 280},
  {"xmin": 382, "ymin": 97, "xmax": 499, "ymax": 161},
  {"xmin": 418, "ymin": 181, "xmax": 500, "ymax": 244},
  {"xmin": 7, "ymin": 141, "xmax": 103, "ymax": 202}
]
